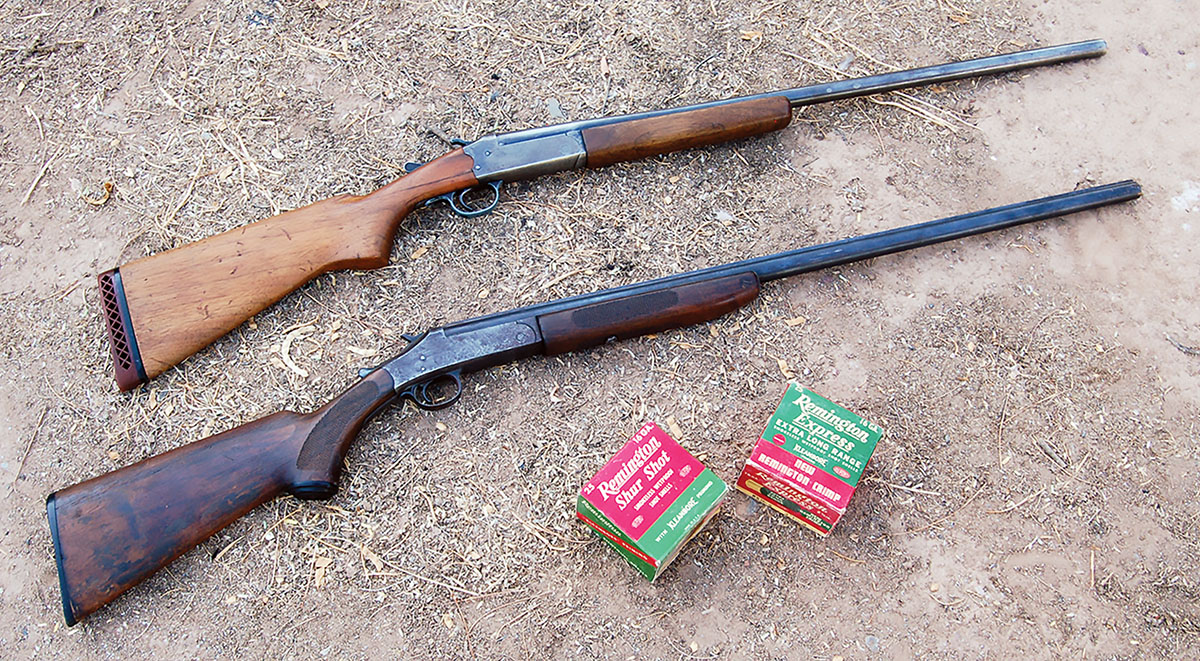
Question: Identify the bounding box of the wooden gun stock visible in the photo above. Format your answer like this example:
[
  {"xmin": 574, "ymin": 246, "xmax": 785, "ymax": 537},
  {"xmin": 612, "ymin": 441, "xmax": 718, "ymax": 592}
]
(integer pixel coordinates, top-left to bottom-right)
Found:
[
  {"xmin": 52, "ymin": 275, "xmax": 762, "ymax": 624},
  {"xmin": 101, "ymin": 150, "xmax": 478, "ymax": 390},
  {"xmin": 47, "ymin": 371, "xmax": 396, "ymax": 625},
  {"xmin": 99, "ymin": 101, "xmax": 793, "ymax": 391}
]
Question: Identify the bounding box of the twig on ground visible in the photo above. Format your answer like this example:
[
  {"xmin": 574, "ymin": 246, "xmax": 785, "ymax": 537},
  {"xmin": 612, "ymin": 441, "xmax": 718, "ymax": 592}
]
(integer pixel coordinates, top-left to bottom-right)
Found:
[
  {"xmin": 22, "ymin": 149, "xmax": 61, "ymax": 205},
  {"xmin": 9, "ymin": 406, "xmax": 49, "ymax": 492},
  {"xmin": 1036, "ymin": 437, "xmax": 1069, "ymax": 469},
  {"xmin": 829, "ymin": 548, "xmax": 865, "ymax": 564},
  {"xmin": 986, "ymin": 488, "xmax": 1044, "ymax": 514},
  {"xmin": 866, "ymin": 477, "xmax": 942, "ymax": 496},
  {"xmin": 163, "ymin": 156, "xmax": 204, "ymax": 227},
  {"xmin": 493, "ymin": 602, "xmax": 540, "ymax": 639},
  {"xmin": 1165, "ymin": 333, "xmax": 1200, "ymax": 356},
  {"xmin": 450, "ymin": 591, "xmax": 477, "ymax": 659},
  {"xmin": 996, "ymin": 389, "xmax": 1011, "ymax": 467},
  {"xmin": 25, "ymin": 106, "xmax": 44, "ymax": 141},
  {"xmin": 890, "ymin": 487, "xmax": 985, "ymax": 538},
  {"xmin": 930, "ymin": 592, "xmax": 964, "ymax": 607},
  {"xmin": 368, "ymin": 567, "xmax": 480, "ymax": 597}
]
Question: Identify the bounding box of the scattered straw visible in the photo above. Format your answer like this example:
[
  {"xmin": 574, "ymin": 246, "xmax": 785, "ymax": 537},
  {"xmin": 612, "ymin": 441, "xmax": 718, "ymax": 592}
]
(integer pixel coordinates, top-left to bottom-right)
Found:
[{"xmin": 2, "ymin": 3, "xmax": 1189, "ymax": 658}]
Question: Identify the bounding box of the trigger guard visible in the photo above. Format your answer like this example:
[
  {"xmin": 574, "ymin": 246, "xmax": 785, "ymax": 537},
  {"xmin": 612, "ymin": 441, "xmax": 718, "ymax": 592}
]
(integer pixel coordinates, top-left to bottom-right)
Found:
[
  {"xmin": 408, "ymin": 372, "xmax": 463, "ymax": 411},
  {"xmin": 446, "ymin": 181, "xmax": 501, "ymax": 218}
]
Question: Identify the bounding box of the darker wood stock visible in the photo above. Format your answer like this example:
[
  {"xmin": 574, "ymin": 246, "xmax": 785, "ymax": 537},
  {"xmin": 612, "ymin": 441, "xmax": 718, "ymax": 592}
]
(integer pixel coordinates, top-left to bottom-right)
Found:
[
  {"xmin": 115, "ymin": 151, "xmax": 477, "ymax": 385},
  {"xmin": 538, "ymin": 273, "xmax": 760, "ymax": 355},
  {"xmin": 47, "ymin": 370, "xmax": 396, "ymax": 625},
  {"xmin": 582, "ymin": 96, "xmax": 792, "ymax": 168}
]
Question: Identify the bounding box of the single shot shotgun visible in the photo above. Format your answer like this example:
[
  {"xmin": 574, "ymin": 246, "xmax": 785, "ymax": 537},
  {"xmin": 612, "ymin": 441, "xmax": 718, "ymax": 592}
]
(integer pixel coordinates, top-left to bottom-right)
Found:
[
  {"xmin": 51, "ymin": 180, "xmax": 1140, "ymax": 625},
  {"xmin": 98, "ymin": 40, "xmax": 1108, "ymax": 390}
]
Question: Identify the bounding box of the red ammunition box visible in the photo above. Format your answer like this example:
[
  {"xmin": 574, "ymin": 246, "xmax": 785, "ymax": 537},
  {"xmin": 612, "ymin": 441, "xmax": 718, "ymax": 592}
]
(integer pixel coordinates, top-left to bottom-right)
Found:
[
  {"xmin": 577, "ymin": 422, "xmax": 727, "ymax": 581},
  {"xmin": 737, "ymin": 384, "xmax": 883, "ymax": 536}
]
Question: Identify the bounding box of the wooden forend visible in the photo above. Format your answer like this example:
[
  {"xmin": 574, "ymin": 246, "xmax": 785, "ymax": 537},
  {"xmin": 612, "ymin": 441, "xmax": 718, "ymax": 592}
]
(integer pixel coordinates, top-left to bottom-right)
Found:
[
  {"xmin": 538, "ymin": 273, "xmax": 760, "ymax": 355},
  {"xmin": 582, "ymin": 96, "xmax": 792, "ymax": 168}
]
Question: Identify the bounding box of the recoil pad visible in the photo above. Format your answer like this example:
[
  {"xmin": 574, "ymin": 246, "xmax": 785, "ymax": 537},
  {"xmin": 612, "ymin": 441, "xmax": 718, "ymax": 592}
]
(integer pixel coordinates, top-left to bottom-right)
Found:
[{"xmin": 97, "ymin": 269, "xmax": 146, "ymax": 391}]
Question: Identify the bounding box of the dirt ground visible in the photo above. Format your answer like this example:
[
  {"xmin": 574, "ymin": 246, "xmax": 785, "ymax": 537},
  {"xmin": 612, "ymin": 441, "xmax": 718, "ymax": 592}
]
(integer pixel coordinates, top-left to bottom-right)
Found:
[{"xmin": 1, "ymin": 0, "xmax": 1196, "ymax": 658}]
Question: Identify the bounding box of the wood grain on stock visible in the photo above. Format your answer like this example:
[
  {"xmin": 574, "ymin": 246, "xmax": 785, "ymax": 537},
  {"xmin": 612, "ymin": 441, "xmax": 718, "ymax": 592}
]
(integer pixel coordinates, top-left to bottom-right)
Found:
[
  {"xmin": 581, "ymin": 96, "xmax": 792, "ymax": 167},
  {"xmin": 118, "ymin": 150, "xmax": 478, "ymax": 380},
  {"xmin": 538, "ymin": 273, "xmax": 761, "ymax": 355},
  {"xmin": 47, "ymin": 370, "xmax": 396, "ymax": 625}
]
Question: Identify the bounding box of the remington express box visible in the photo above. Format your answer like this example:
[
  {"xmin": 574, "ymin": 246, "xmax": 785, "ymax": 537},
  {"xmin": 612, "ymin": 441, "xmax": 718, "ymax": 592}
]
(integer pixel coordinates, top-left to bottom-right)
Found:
[
  {"xmin": 737, "ymin": 385, "xmax": 883, "ymax": 536},
  {"xmin": 577, "ymin": 422, "xmax": 727, "ymax": 581}
]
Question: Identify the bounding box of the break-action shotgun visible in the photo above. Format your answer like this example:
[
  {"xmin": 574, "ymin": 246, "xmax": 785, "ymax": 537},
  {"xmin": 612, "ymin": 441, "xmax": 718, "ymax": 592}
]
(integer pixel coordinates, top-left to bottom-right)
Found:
[
  {"xmin": 97, "ymin": 40, "xmax": 1108, "ymax": 390},
  {"xmin": 53, "ymin": 180, "xmax": 1140, "ymax": 625}
]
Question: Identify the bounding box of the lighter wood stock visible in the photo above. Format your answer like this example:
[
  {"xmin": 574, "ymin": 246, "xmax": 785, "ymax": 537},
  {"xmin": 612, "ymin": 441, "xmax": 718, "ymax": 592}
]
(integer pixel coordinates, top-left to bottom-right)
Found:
[
  {"xmin": 582, "ymin": 96, "xmax": 792, "ymax": 167},
  {"xmin": 47, "ymin": 370, "xmax": 396, "ymax": 625},
  {"xmin": 117, "ymin": 150, "xmax": 477, "ymax": 382}
]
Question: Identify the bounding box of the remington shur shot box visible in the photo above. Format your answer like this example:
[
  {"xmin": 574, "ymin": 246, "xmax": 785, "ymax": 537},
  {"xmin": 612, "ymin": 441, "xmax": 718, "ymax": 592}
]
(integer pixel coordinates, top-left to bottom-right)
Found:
[
  {"xmin": 577, "ymin": 422, "xmax": 727, "ymax": 581},
  {"xmin": 737, "ymin": 384, "xmax": 883, "ymax": 536}
]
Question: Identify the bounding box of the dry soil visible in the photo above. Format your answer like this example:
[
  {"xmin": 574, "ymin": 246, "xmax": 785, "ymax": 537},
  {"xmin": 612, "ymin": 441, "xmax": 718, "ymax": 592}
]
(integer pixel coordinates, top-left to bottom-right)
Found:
[{"xmin": 0, "ymin": 0, "xmax": 1196, "ymax": 659}]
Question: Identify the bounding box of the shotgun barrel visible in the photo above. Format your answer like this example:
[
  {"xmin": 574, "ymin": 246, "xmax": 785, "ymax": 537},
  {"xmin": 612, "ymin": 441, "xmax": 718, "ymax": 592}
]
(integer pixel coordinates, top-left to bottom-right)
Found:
[{"xmin": 440, "ymin": 180, "xmax": 1142, "ymax": 338}]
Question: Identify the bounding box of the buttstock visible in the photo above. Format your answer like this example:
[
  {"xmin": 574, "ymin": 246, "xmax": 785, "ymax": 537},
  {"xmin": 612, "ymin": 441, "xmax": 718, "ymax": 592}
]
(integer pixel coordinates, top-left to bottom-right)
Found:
[
  {"xmin": 103, "ymin": 150, "xmax": 477, "ymax": 390},
  {"xmin": 47, "ymin": 411, "xmax": 306, "ymax": 625},
  {"xmin": 47, "ymin": 371, "xmax": 396, "ymax": 625}
]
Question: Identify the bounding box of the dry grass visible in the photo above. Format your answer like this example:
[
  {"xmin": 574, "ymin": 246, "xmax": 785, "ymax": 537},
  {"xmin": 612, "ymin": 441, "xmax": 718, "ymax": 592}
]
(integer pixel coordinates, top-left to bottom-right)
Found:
[{"xmin": 1, "ymin": 1, "xmax": 1197, "ymax": 659}]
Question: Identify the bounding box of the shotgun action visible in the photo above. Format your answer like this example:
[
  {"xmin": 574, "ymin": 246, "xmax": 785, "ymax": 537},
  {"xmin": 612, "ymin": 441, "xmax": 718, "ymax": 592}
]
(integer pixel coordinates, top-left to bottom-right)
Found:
[
  {"xmin": 51, "ymin": 180, "xmax": 1140, "ymax": 625},
  {"xmin": 97, "ymin": 40, "xmax": 1108, "ymax": 390}
]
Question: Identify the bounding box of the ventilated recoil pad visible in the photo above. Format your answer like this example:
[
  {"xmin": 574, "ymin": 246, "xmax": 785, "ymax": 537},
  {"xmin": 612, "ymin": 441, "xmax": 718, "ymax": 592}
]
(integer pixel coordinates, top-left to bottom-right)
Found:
[{"xmin": 97, "ymin": 269, "xmax": 146, "ymax": 391}]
